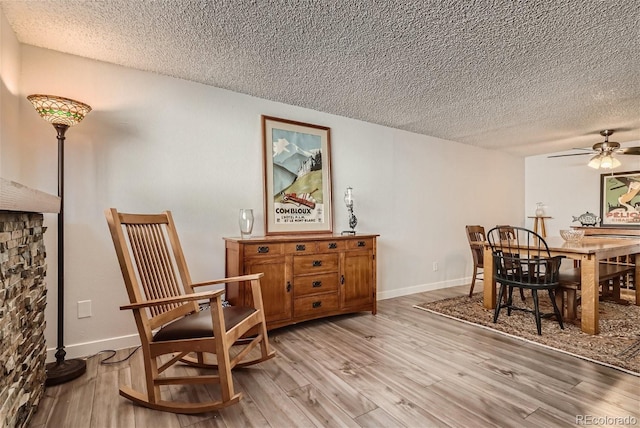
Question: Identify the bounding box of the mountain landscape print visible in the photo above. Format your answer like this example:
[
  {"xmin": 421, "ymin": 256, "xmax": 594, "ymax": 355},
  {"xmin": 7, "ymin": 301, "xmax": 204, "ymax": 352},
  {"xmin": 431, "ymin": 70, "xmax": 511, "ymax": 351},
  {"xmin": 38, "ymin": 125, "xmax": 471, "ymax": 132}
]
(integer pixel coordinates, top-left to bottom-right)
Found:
[
  {"xmin": 271, "ymin": 131, "xmax": 323, "ymax": 203},
  {"xmin": 263, "ymin": 115, "xmax": 332, "ymax": 234}
]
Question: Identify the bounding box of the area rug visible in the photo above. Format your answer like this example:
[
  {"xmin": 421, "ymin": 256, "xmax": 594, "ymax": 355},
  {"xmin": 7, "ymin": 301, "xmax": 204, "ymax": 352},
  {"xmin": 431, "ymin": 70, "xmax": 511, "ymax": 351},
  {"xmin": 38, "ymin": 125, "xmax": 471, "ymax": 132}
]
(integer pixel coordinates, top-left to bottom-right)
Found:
[{"xmin": 414, "ymin": 294, "xmax": 640, "ymax": 375}]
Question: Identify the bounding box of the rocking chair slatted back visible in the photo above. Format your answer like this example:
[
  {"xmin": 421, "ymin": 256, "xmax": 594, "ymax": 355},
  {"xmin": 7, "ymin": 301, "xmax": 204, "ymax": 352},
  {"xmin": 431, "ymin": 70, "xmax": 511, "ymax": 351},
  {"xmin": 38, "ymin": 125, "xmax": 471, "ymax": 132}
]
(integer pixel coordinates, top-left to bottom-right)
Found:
[
  {"xmin": 127, "ymin": 223, "xmax": 185, "ymax": 315},
  {"xmin": 109, "ymin": 211, "xmax": 197, "ymax": 331}
]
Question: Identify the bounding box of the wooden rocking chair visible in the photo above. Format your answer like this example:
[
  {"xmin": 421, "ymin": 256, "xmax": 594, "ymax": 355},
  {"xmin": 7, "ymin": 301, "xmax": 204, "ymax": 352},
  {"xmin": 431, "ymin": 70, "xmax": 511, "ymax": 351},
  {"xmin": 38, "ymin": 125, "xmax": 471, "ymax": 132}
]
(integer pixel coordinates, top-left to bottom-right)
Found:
[{"xmin": 105, "ymin": 208, "xmax": 275, "ymax": 414}]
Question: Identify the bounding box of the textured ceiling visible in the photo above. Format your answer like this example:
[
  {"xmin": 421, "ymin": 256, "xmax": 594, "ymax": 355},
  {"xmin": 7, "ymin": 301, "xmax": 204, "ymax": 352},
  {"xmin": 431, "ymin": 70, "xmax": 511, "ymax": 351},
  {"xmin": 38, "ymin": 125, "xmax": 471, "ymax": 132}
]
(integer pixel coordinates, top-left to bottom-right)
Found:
[{"xmin": 1, "ymin": 0, "xmax": 639, "ymax": 156}]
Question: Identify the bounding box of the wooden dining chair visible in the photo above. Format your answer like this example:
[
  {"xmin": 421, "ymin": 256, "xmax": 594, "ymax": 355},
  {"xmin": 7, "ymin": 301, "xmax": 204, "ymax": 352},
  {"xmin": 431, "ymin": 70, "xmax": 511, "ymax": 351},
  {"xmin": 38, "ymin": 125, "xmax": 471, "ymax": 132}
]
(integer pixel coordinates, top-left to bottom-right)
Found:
[
  {"xmin": 487, "ymin": 226, "xmax": 565, "ymax": 335},
  {"xmin": 105, "ymin": 208, "xmax": 275, "ymax": 414},
  {"xmin": 496, "ymin": 224, "xmax": 516, "ymax": 241},
  {"xmin": 465, "ymin": 225, "xmax": 485, "ymax": 297},
  {"xmin": 495, "ymin": 225, "xmax": 526, "ymax": 302},
  {"xmin": 465, "ymin": 224, "xmax": 524, "ymax": 300}
]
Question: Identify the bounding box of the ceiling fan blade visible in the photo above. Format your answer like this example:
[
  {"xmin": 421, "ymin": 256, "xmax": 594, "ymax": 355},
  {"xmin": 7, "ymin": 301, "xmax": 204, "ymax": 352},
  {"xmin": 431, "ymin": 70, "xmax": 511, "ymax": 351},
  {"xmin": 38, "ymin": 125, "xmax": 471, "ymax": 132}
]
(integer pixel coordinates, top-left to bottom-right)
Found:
[
  {"xmin": 619, "ymin": 147, "xmax": 640, "ymax": 155},
  {"xmin": 548, "ymin": 152, "xmax": 594, "ymax": 158},
  {"xmin": 547, "ymin": 147, "xmax": 596, "ymax": 158}
]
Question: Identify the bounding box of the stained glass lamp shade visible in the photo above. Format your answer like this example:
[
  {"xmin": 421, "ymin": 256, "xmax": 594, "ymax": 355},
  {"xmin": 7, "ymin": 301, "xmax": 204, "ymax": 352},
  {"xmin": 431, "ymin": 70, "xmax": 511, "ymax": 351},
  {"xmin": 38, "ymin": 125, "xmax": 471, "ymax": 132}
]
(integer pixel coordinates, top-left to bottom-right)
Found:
[{"xmin": 27, "ymin": 94, "xmax": 91, "ymax": 127}]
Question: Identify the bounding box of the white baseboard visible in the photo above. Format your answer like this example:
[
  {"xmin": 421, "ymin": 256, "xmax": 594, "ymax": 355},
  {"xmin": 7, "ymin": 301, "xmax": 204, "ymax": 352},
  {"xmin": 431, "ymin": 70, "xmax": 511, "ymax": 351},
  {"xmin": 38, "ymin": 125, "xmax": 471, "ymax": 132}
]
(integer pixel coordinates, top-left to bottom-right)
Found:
[
  {"xmin": 377, "ymin": 277, "xmax": 470, "ymax": 300},
  {"xmin": 46, "ymin": 334, "xmax": 141, "ymax": 363},
  {"xmin": 47, "ymin": 277, "xmax": 471, "ymax": 361}
]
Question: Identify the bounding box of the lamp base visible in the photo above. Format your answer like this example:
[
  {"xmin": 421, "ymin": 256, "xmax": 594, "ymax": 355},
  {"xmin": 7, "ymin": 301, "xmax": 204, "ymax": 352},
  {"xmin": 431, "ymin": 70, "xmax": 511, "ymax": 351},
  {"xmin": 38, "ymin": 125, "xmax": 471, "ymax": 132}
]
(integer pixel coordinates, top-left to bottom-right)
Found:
[
  {"xmin": 341, "ymin": 230, "xmax": 356, "ymax": 236},
  {"xmin": 45, "ymin": 358, "xmax": 86, "ymax": 386}
]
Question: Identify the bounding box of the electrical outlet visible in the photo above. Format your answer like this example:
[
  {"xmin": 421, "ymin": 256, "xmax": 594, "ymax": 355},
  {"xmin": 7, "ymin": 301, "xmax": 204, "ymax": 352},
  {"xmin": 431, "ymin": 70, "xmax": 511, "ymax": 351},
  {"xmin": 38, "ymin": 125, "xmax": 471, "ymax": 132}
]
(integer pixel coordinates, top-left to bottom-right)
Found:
[
  {"xmin": 78, "ymin": 300, "xmax": 92, "ymax": 318},
  {"xmin": 433, "ymin": 262, "xmax": 438, "ymax": 271}
]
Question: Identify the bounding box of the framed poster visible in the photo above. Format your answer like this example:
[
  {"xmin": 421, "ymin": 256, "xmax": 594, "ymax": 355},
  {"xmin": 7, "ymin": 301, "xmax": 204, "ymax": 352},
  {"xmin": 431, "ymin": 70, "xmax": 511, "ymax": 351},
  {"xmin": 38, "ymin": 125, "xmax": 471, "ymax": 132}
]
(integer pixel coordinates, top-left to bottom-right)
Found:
[
  {"xmin": 261, "ymin": 115, "xmax": 333, "ymax": 235},
  {"xmin": 600, "ymin": 170, "xmax": 640, "ymax": 227}
]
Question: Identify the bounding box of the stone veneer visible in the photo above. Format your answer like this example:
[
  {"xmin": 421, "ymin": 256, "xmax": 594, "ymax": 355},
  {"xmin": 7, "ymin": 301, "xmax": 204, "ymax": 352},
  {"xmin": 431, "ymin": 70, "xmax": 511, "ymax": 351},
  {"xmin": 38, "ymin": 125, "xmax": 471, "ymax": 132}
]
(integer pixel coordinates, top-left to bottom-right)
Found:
[{"xmin": 0, "ymin": 212, "xmax": 47, "ymax": 428}]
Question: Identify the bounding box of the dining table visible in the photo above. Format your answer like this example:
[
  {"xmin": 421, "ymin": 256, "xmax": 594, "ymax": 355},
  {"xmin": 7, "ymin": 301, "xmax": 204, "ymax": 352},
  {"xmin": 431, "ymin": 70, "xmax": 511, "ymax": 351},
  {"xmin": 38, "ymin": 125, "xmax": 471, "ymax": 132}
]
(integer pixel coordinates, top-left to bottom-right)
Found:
[{"xmin": 483, "ymin": 236, "xmax": 640, "ymax": 335}]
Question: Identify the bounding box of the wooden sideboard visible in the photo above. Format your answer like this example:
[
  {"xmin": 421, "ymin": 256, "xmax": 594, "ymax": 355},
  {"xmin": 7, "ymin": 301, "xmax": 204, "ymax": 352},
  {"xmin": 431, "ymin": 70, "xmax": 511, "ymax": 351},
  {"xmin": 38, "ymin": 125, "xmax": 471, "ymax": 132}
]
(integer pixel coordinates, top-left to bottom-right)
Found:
[{"xmin": 224, "ymin": 234, "xmax": 378, "ymax": 330}]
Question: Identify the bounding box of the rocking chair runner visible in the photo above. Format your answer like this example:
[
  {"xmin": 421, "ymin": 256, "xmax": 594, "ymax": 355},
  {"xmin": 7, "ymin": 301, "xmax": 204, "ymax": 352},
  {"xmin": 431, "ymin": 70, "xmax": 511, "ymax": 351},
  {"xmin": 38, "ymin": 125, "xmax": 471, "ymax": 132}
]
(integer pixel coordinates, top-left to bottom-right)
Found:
[{"xmin": 105, "ymin": 208, "xmax": 275, "ymax": 414}]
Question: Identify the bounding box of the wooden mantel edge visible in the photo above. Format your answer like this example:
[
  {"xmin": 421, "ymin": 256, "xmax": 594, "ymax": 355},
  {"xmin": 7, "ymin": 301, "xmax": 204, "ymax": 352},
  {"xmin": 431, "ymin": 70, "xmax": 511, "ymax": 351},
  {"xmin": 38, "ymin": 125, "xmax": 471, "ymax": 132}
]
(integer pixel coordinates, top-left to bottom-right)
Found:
[{"xmin": 0, "ymin": 178, "xmax": 60, "ymax": 213}]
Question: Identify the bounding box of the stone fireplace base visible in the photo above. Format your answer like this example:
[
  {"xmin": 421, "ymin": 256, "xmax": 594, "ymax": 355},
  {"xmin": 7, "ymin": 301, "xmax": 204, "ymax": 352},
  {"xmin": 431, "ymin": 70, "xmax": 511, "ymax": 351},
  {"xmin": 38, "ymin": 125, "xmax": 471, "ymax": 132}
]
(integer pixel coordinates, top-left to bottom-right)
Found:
[{"xmin": 0, "ymin": 212, "xmax": 48, "ymax": 428}]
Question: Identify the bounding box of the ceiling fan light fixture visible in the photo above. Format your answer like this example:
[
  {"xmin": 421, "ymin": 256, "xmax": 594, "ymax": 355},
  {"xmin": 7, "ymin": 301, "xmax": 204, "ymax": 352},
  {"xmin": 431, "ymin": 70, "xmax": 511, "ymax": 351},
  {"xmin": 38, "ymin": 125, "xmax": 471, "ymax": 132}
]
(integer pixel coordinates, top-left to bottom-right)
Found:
[
  {"xmin": 611, "ymin": 156, "xmax": 622, "ymax": 168},
  {"xmin": 600, "ymin": 154, "xmax": 613, "ymax": 169},
  {"xmin": 597, "ymin": 153, "xmax": 621, "ymax": 169},
  {"xmin": 588, "ymin": 154, "xmax": 602, "ymax": 169}
]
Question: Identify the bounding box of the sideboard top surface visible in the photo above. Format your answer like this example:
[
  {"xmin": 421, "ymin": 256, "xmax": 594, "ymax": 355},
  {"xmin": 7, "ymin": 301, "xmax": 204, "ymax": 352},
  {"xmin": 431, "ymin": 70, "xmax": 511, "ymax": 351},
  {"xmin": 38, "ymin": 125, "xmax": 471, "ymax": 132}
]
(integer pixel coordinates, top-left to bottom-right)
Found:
[{"xmin": 224, "ymin": 233, "xmax": 379, "ymax": 243}]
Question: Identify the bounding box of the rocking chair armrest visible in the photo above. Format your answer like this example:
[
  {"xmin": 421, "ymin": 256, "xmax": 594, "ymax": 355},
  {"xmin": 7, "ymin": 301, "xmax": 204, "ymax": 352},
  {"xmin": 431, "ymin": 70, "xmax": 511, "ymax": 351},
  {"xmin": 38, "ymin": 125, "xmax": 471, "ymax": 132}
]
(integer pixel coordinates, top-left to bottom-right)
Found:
[
  {"xmin": 190, "ymin": 273, "xmax": 265, "ymax": 288},
  {"xmin": 120, "ymin": 288, "xmax": 225, "ymax": 310}
]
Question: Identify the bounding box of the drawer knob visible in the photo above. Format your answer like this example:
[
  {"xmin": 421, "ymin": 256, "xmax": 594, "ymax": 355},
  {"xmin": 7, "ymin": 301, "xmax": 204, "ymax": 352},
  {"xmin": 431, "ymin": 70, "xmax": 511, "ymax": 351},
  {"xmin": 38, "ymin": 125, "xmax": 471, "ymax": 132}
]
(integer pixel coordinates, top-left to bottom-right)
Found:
[
  {"xmin": 296, "ymin": 244, "xmax": 306, "ymax": 251},
  {"xmin": 312, "ymin": 301, "xmax": 322, "ymax": 309},
  {"xmin": 286, "ymin": 281, "xmax": 291, "ymax": 292},
  {"xmin": 257, "ymin": 246, "xmax": 270, "ymax": 253},
  {"xmin": 312, "ymin": 260, "xmax": 322, "ymax": 267},
  {"xmin": 312, "ymin": 281, "xmax": 322, "ymax": 288},
  {"xmin": 357, "ymin": 241, "xmax": 366, "ymax": 247},
  {"xmin": 328, "ymin": 242, "xmax": 337, "ymax": 249}
]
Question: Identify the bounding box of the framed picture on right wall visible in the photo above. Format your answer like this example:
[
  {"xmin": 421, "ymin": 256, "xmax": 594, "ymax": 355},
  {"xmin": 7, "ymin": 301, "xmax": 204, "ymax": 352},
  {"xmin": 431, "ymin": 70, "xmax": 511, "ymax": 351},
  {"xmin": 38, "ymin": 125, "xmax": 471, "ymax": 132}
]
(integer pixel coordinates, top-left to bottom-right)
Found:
[{"xmin": 600, "ymin": 170, "xmax": 640, "ymax": 227}]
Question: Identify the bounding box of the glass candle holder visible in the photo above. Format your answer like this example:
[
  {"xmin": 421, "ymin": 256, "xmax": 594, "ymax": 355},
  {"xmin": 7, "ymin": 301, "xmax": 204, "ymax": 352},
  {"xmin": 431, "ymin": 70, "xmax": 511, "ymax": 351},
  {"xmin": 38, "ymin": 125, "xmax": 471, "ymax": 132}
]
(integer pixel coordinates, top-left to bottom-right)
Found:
[{"xmin": 239, "ymin": 209, "xmax": 254, "ymax": 238}]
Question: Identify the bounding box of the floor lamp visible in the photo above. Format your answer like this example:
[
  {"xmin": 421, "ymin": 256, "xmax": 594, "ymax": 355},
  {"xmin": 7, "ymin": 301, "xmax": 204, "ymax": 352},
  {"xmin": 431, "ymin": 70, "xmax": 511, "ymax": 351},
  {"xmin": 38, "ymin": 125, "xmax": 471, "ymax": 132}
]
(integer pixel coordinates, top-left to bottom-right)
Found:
[{"xmin": 27, "ymin": 94, "xmax": 92, "ymax": 386}]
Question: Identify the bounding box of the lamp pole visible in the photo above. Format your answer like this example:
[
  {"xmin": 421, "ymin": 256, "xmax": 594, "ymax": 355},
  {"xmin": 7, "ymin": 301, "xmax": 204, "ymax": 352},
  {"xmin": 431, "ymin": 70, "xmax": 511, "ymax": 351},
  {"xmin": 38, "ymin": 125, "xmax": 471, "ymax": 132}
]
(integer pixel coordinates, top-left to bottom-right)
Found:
[{"xmin": 46, "ymin": 122, "xmax": 86, "ymax": 386}]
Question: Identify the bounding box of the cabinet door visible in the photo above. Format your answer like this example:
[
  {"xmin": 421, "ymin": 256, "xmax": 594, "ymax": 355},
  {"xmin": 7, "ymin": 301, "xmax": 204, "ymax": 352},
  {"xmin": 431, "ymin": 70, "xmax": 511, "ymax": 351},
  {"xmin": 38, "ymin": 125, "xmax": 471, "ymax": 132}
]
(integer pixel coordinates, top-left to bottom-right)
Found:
[
  {"xmin": 341, "ymin": 250, "xmax": 374, "ymax": 310},
  {"xmin": 245, "ymin": 256, "xmax": 292, "ymax": 324}
]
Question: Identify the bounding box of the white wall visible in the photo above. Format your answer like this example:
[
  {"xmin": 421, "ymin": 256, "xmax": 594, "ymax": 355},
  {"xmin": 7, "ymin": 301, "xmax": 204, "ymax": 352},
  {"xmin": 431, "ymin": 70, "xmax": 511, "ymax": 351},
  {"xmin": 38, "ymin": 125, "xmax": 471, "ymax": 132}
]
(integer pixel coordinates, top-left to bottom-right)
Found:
[
  {"xmin": 4, "ymin": 35, "xmax": 525, "ymax": 359},
  {"xmin": 526, "ymin": 145, "xmax": 640, "ymax": 235},
  {"xmin": 0, "ymin": 10, "xmax": 22, "ymax": 181}
]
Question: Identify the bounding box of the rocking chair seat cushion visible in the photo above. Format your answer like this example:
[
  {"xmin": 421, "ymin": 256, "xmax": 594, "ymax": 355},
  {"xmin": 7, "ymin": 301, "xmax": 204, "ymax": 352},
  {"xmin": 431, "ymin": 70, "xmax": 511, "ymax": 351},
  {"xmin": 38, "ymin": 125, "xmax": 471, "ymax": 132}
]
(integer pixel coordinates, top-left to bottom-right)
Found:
[{"xmin": 154, "ymin": 306, "xmax": 256, "ymax": 342}]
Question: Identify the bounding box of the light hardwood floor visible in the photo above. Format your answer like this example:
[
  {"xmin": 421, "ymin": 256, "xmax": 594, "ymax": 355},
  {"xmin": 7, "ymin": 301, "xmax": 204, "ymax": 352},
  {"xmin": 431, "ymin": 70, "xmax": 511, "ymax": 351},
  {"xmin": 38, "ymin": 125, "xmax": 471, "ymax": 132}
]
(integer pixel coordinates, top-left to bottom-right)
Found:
[{"xmin": 29, "ymin": 285, "xmax": 640, "ymax": 427}]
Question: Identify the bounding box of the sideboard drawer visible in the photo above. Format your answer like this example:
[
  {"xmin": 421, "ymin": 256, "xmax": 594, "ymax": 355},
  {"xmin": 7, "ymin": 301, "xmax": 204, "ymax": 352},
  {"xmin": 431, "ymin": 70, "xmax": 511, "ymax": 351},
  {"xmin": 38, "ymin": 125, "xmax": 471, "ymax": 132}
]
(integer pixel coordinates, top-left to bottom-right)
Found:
[
  {"xmin": 294, "ymin": 293, "xmax": 339, "ymax": 318},
  {"xmin": 284, "ymin": 241, "xmax": 317, "ymax": 254},
  {"xmin": 244, "ymin": 243, "xmax": 283, "ymax": 257},
  {"xmin": 293, "ymin": 254, "xmax": 339, "ymax": 275},
  {"xmin": 293, "ymin": 273, "xmax": 339, "ymax": 297},
  {"xmin": 347, "ymin": 238, "xmax": 374, "ymax": 250},
  {"xmin": 318, "ymin": 240, "xmax": 346, "ymax": 252}
]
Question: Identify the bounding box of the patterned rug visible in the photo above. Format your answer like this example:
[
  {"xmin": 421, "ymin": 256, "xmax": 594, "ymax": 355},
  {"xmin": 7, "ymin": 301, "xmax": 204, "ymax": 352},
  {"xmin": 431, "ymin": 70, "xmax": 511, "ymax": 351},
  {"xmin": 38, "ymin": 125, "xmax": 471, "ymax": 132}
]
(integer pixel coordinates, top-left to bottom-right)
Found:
[{"xmin": 414, "ymin": 293, "xmax": 640, "ymax": 375}]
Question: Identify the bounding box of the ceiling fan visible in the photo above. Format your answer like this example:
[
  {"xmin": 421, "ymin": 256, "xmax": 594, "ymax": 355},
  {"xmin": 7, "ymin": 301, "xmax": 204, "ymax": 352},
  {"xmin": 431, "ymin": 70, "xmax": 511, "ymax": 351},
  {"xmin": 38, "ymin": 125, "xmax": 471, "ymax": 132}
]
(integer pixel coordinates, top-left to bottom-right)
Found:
[{"xmin": 549, "ymin": 130, "xmax": 640, "ymax": 169}]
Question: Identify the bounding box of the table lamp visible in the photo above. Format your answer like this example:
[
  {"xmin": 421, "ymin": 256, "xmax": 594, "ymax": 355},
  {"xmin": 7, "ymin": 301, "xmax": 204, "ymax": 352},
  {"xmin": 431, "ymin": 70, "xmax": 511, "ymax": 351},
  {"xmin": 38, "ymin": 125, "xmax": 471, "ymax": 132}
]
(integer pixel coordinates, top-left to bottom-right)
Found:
[{"xmin": 342, "ymin": 186, "xmax": 357, "ymax": 235}]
